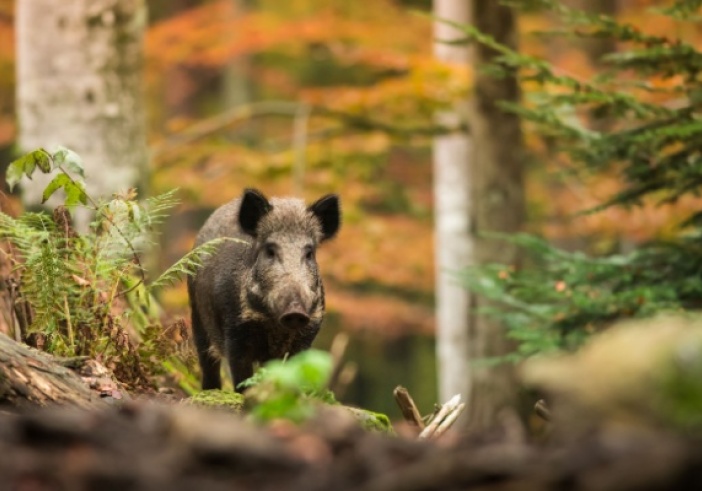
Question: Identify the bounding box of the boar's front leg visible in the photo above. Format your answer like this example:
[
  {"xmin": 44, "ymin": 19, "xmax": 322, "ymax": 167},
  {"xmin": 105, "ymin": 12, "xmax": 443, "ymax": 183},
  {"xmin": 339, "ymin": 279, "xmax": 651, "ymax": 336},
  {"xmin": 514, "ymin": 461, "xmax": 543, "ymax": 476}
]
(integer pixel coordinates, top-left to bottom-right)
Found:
[
  {"xmin": 225, "ymin": 322, "xmax": 263, "ymax": 392},
  {"xmin": 192, "ymin": 307, "xmax": 222, "ymax": 390}
]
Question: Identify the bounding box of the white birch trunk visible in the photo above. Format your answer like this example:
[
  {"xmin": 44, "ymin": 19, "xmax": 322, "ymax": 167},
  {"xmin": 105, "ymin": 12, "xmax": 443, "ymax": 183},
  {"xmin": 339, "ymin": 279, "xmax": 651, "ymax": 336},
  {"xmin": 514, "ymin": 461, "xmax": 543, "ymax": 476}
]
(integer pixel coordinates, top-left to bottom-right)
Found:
[
  {"xmin": 432, "ymin": 0, "xmax": 472, "ymax": 405},
  {"xmin": 16, "ymin": 0, "xmax": 148, "ymax": 213}
]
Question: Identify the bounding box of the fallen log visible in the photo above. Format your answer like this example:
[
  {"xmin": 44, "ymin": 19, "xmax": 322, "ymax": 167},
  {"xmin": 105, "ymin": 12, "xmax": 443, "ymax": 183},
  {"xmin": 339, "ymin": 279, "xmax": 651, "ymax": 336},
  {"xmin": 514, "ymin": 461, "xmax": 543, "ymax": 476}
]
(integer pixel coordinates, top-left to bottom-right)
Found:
[{"xmin": 0, "ymin": 332, "xmax": 108, "ymax": 409}]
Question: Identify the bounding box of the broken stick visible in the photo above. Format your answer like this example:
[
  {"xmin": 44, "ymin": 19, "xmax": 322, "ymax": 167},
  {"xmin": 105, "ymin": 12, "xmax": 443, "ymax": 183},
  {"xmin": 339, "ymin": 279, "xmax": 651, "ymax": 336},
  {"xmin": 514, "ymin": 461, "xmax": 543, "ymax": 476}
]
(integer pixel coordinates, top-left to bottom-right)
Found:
[{"xmin": 393, "ymin": 385, "xmax": 425, "ymax": 429}]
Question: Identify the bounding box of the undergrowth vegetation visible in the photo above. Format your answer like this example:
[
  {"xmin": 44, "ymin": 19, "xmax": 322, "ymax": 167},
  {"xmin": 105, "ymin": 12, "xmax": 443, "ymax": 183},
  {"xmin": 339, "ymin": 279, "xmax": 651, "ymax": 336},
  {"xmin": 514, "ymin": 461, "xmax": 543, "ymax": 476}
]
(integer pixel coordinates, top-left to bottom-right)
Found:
[{"xmin": 1, "ymin": 147, "xmax": 223, "ymax": 387}]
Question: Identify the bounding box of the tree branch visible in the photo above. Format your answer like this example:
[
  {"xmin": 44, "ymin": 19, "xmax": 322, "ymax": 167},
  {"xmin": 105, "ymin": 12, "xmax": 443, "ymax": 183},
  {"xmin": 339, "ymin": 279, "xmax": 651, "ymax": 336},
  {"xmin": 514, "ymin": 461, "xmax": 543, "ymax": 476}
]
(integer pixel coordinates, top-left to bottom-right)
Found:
[{"xmin": 149, "ymin": 100, "xmax": 468, "ymax": 160}]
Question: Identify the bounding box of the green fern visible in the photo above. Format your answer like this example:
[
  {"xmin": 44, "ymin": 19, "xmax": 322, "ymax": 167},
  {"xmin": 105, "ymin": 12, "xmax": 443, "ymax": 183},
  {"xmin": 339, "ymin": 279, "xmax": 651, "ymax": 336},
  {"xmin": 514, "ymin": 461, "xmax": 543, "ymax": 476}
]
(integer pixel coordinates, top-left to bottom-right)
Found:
[
  {"xmin": 148, "ymin": 237, "xmax": 238, "ymax": 291},
  {"xmin": 1, "ymin": 147, "xmax": 209, "ymax": 384}
]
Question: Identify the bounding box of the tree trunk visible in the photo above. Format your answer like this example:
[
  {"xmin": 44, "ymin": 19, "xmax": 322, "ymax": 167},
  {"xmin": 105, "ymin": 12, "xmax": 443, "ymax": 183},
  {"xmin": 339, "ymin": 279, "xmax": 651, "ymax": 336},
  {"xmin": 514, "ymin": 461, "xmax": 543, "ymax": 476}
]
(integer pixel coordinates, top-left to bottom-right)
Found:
[
  {"xmin": 465, "ymin": 1, "xmax": 525, "ymax": 430},
  {"xmin": 0, "ymin": 332, "xmax": 108, "ymax": 409},
  {"xmin": 222, "ymin": 0, "xmax": 254, "ymax": 113},
  {"xmin": 432, "ymin": 1, "xmax": 473, "ymax": 408},
  {"xmin": 16, "ymin": 0, "xmax": 148, "ymax": 215}
]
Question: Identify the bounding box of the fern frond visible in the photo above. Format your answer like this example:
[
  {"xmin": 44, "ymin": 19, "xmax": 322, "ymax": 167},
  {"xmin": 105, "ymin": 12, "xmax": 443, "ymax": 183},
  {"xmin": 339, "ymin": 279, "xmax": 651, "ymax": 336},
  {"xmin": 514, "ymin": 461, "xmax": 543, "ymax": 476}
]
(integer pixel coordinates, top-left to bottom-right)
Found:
[
  {"xmin": 21, "ymin": 234, "xmax": 78, "ymax": 352},
  {"xmin": 0, "ymin": 212, "xmax": 54, "ymax": 266},
  {"xmin": 144, "ymin": 189, "xmax": 180, "ymax": 228},
  {"xmin": 148, "ymin": 237, "xmax": 241, "ymax": 291}
]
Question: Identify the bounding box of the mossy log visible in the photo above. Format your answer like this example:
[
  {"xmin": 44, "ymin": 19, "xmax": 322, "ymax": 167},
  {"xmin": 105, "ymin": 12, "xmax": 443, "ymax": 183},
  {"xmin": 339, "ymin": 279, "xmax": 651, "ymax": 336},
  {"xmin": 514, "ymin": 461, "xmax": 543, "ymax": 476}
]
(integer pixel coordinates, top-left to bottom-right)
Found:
[
  {"xmin": 0, "ymin": 332, "xmax": 108, "ymax": 409},
  {"xmin": 185, "ymin": 389, "xmax": 394, "ymax": 434}
]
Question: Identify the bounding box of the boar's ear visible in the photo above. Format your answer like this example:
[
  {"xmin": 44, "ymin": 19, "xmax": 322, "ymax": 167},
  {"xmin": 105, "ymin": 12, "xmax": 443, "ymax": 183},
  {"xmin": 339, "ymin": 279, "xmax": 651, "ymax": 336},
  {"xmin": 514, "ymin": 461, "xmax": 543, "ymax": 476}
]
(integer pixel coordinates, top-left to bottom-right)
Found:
[
  {"xmin": 309, "ymin": 194, "xmax": 340, "ymax": 241},
  {"xmin": 239, "ymin": 188, "xmax": 272, "ymax": 236}
]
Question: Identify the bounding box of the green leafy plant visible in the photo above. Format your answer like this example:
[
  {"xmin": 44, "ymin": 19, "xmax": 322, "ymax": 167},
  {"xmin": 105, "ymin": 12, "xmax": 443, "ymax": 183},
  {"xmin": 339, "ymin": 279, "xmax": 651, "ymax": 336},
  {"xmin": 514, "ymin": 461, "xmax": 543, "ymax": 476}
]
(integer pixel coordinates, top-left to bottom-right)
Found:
[
  {"xmin": 243, "ymin": 349, "xmax": 335, "ymax": 423},
  {"xmin": 2, "ymin": 147, "xmax": 227, "ymax": 385},
  {"xmin": 7, "ymin": 146, "xmax": 88, "ymax": 206}
]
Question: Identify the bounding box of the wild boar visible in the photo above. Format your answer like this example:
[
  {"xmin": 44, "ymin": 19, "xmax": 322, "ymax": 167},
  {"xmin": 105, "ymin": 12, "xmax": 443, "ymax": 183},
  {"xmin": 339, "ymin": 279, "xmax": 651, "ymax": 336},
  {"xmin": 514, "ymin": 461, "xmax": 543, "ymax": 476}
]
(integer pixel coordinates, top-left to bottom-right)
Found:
[{"xmin": 187, "ymin": 188, "xmax": 340, "ymax": 391}]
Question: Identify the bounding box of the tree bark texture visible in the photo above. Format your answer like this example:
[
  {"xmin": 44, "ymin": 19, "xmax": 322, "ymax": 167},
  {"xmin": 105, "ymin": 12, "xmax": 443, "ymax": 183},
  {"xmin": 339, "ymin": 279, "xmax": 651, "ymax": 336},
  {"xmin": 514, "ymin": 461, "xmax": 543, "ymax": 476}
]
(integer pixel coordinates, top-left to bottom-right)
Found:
[
  {"xmin": 465, "ymin": 1, "xmax": 525, "ymax": 430},
  {"xmin": 432, "ymin": 0, "xmax": 473, "ymax": 408},
  {"xmin": 16, "ymin": 0, "xmax": 148, "ymax": 209},
  {"xmin": 0, "ymin": 332, "xmax": 107, "ymax": 409}
]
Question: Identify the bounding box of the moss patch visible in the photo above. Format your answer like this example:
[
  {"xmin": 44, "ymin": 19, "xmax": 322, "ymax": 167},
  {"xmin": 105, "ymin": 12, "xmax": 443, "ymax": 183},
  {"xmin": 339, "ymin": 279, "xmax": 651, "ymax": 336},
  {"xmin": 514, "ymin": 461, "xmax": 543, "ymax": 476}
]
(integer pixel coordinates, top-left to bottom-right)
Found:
[
  {"xmin": 185, "ymin": 390, "xmax": 245, "ymax": 412},
  {"xmin": 343, "ymin": 406, "xmax": 395, "ymax": 435}
]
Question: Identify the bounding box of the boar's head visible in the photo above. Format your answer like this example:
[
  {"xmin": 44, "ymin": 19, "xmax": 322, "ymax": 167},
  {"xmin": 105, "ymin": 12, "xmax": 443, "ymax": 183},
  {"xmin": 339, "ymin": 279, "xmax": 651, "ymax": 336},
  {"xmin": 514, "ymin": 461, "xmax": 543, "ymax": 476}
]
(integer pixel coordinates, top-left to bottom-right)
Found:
[{"xmin": 238, "ymin": 188, "xmax": 340, "ymax": 330}]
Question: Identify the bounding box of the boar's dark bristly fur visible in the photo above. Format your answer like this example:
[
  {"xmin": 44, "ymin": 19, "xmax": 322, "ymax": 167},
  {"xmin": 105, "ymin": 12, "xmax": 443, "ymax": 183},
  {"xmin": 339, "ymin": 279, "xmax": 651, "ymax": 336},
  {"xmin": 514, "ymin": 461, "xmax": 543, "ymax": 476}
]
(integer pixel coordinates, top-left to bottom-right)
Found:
[{"xmin": 187, "ymin": 188, "xmax": 341, "ymax": 391}]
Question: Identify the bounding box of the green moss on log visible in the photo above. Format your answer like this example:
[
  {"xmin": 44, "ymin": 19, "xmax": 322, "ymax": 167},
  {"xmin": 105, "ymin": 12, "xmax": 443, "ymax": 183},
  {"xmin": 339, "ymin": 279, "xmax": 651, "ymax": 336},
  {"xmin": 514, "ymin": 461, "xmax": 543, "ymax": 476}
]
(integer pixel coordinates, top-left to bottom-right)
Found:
[
  {"xmin": 186, "ymin": 390, "xmax": 245, "ymax": 412},
  {"xmin": 343, "ymin": 407, "xmax": 394, "ymax": 435}
]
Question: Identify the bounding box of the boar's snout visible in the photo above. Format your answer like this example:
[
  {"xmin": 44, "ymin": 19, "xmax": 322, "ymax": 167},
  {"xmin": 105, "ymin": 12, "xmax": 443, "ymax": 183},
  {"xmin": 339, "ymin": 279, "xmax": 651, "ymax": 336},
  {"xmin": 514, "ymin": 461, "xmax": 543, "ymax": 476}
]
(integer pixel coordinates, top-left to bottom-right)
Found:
[{"xmin": 279, "ymin": 301, "xmax": 311, "ymax": 329}]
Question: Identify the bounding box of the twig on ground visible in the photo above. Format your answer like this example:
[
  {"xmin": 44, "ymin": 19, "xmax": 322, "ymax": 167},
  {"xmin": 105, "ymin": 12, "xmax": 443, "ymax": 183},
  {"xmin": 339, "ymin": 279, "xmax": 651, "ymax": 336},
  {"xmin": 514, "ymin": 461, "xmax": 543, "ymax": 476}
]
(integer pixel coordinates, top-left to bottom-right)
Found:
[
  {"xmin": 393, "ymin": 385, "xmax": 425, "ymax": 429},
  {"xmin": 419, "ymin": 394, "xmax": 465, "ymax": 439}
]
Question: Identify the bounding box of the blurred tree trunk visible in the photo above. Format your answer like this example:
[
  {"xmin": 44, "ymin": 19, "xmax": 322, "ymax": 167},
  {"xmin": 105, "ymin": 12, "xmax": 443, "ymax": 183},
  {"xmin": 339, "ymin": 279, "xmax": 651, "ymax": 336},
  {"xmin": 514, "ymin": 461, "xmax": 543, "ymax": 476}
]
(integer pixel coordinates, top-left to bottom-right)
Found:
[
  {"xmin": 222, "ymin": 0, "xmax": 254, "ymax": 113},
  {"xmin": 16, "ymin": 0, "xmax": 148, "ymax": 215},
  {"xmin": 432, "ymin": 0, "xmax": 472, "ymax": 408},
  {"xmin": 465, "ymin": 1, "xmax": 525, "ymax": 431},
  {"xmin": 221, "ymin": 0, "xmax": 256, "ymax": 149}
]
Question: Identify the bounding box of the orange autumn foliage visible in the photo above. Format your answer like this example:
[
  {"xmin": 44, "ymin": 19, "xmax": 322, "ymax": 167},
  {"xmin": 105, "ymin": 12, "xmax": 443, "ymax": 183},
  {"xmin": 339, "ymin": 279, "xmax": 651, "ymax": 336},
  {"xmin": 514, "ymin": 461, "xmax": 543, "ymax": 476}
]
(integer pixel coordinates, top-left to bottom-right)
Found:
[
  {"xmin": 147, "ymin": 1, "xmax": 431, "ymax": 69},
  {"xmin": 0, "ymin": 0, "xmax": 14, "ymax": 146},
  {"xmin": 4, "ymin": 0, "xmax": 702, "ymax": 336},
  {"xmin": 147, "ymin": 0, "xmax": 702, "ymax": 335}
]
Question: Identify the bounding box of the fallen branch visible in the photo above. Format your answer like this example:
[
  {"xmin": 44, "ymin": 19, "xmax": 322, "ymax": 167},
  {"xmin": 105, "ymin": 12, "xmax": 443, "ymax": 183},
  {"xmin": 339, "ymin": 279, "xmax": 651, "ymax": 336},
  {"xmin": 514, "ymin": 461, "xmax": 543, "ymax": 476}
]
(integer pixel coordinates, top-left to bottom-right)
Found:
[
  {"xmin": 393, "ymin": 385, "xmax": 425, "ymax": 429},
  {"xmin": 149, "ymin": 100, "xmax": 468, "ymax": 160},
  {"xmin": 419, "ymin": 394, "xmax": 465, "ymax": 439}
]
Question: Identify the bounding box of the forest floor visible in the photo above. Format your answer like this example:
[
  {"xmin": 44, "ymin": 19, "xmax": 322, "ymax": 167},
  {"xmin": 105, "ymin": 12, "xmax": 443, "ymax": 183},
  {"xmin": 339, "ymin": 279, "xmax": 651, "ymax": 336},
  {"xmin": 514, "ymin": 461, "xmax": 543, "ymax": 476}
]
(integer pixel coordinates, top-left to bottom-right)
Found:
[
  {"xmin": 3, "ymin": 386, "xmax": 702, "ymax": 491},
  {"xmin": 1, "ymin": 325, "xmax": 702, "ymax": 491}
]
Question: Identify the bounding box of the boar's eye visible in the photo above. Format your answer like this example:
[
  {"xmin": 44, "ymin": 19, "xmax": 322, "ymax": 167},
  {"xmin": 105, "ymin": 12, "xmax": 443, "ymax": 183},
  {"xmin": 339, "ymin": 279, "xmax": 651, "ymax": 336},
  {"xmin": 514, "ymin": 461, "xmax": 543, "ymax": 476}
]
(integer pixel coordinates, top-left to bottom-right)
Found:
[
  {"xmin": 263, "ymin": 243, "xmax": 277, "ymax": 259},
  {"xmin": 304, "ymin": 245, "xmax": 315, "ymax": 262}
]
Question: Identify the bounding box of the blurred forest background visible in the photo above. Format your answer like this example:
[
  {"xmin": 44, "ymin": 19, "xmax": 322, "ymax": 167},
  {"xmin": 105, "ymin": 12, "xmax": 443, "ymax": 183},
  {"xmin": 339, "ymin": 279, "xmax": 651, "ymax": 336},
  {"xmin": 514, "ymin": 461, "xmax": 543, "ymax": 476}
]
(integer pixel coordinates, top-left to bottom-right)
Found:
[{"xmin": 1, "ymin": 0, "xmax": 702, "ymax": 421}]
